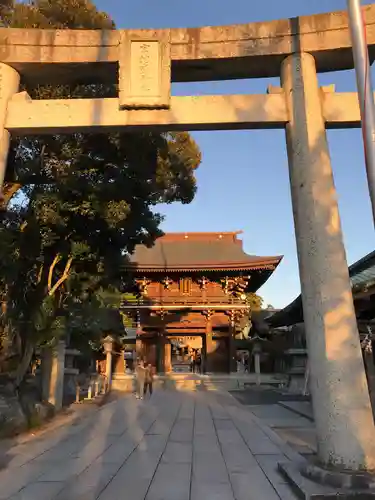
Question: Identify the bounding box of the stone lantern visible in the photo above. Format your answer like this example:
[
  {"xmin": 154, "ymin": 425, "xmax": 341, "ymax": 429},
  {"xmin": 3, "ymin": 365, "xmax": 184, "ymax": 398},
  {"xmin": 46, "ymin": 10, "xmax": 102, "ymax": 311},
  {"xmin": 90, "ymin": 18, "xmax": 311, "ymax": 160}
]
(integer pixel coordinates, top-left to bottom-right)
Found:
[
  {"xmin": 102, "ymin": 335, "xmax": 115, "ymax": 390},
  {"xmin": 251, "ymin": 336, "xmax": 263, "ymax": 386}
]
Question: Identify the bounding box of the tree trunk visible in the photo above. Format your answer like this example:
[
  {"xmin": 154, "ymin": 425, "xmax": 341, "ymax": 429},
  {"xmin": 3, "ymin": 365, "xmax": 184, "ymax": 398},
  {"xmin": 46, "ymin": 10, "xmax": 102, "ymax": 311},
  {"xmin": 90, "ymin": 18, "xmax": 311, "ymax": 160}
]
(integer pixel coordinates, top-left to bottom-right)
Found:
[
  {"xmin": 0, "ymin": 321, "xmax": 16, "ymax": 373},
  {"xmin": 10, "ymin": 341, "xmax": 34, "ymax": 390}
]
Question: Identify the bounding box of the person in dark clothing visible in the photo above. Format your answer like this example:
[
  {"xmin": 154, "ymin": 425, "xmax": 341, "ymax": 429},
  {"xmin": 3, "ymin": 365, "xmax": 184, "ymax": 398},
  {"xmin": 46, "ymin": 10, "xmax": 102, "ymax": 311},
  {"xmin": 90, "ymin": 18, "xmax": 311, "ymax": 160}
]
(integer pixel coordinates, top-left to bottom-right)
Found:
[
  {"xmin": 244, "ymin": 353, "xmax": 250, "ymax": 373},
  {"xmin": 190, "ymin": 352, "xmax": 195, "ymax": 373},
  {"xmin": 144, "ymin": 363, "xmax": 154, "ymax": 397},
  {"xmin": 195, "ymin": 351, "xmax": 202, "ymax": 374}
]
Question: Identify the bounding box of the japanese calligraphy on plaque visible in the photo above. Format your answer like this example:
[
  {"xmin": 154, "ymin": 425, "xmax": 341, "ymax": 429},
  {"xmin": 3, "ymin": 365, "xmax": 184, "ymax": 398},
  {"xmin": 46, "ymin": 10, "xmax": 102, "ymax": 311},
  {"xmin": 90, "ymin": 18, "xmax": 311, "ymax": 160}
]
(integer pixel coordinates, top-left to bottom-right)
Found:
[{"xmin": 119, "ymin": 31, "xmax": 171, "ymax": 109}]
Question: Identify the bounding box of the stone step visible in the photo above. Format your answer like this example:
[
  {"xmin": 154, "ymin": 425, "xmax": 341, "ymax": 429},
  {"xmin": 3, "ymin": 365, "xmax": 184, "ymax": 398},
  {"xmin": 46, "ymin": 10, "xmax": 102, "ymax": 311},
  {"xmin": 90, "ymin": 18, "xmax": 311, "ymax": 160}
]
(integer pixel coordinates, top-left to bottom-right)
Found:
[{"xmin": 111, "ymin": 378, "xmax": 271, "ymax": 392}]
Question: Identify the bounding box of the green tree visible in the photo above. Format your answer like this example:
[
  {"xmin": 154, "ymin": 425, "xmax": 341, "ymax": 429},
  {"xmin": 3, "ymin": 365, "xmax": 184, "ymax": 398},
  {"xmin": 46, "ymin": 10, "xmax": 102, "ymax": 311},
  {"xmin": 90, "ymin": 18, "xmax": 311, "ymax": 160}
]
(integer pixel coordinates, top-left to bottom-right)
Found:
[
  {"xmin": 246, "ymin": 293, "xmax": 263, "ymax": 311},
  {"xmin": 66, "ymin": 287, "xmax": 126, "ymax": 354},
  {"xmin": 0, "ymin": 0, "xmax": 201, "ymax": 389}
]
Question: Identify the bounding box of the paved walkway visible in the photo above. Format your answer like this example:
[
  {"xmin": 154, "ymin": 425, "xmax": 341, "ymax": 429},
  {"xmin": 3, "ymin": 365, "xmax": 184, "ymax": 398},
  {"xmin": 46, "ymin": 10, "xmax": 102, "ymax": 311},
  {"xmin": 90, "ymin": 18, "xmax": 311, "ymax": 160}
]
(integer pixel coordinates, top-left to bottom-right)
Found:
[{"xmin": 0, "ymin": 390, "xmax": 300, "ymax": 500}]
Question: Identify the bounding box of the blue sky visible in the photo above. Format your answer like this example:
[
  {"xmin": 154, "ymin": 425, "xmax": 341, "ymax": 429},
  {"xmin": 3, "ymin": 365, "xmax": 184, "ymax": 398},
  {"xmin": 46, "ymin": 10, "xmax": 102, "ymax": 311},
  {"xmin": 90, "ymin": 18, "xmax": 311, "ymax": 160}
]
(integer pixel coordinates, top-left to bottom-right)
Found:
[{"xmin": 95, "ymin": 0, "xmax": 375, "ymax": 308}]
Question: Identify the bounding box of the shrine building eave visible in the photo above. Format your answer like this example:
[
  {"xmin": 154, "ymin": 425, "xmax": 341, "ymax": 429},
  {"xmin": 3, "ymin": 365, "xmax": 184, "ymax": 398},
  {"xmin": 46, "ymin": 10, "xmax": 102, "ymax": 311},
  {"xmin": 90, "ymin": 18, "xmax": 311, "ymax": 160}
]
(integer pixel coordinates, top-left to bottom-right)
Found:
[
  {"xmin": 123, "ymin": 232, "xmax": 282, "ymax": 273},
  {"xmin": 122, "ymin": 232, "xmax": 282, "ymax": 294},
  {"xmin": 267, "ymin": 249, "xmax": 375, "ymax": 328},
  {"xmin": 127, "ymin": 260, "xmax": 281, "ymax": 273}
]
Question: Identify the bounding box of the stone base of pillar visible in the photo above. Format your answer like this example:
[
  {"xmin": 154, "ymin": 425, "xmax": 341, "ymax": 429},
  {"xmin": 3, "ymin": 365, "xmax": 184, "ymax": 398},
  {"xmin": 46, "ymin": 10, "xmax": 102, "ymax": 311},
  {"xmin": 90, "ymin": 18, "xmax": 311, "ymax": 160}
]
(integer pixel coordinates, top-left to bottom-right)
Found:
[
  {"xmin": 279, "ymin": 461, "xmax": 375, "ymax": 499},
  {"xmin": 42, "ymin": 341, "xmax": 65, "ymax": 411}
]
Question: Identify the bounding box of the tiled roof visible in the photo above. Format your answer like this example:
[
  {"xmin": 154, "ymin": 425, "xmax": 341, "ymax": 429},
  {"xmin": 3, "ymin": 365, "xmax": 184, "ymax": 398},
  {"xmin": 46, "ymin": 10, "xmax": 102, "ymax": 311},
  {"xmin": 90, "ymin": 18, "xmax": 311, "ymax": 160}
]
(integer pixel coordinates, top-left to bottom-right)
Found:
[
  {"xmin": 267, "ymin": 249, "xmax": 375, "ymax": 328},
  {"xmin": 126, "ymin": 232, "xmax": 282, "ymax": 272}
]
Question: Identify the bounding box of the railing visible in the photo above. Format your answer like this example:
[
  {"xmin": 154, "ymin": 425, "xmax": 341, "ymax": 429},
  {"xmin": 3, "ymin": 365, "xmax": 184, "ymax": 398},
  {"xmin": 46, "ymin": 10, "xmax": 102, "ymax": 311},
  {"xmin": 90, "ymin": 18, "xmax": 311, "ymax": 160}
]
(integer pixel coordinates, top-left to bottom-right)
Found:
[{"xmin": 121, "ymin": 295, "xmax": 247, "ymax": 307}]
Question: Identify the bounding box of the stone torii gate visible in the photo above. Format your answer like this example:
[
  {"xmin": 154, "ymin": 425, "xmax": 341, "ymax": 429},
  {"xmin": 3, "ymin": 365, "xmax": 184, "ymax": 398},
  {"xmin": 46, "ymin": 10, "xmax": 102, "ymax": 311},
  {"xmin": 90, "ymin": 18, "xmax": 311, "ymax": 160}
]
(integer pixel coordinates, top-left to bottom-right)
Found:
[{"xmin": 1, "ymin": 4, "xmax": 375, "ymax": 475}]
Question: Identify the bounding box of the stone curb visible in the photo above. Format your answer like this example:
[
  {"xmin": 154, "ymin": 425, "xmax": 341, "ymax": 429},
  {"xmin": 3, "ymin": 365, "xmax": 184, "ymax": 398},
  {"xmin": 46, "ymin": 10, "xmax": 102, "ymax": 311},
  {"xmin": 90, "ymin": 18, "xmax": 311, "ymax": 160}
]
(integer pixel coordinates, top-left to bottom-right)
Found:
[{"xmin": 278, "ymin": 401, "xmax": 314, "ymax": 422}]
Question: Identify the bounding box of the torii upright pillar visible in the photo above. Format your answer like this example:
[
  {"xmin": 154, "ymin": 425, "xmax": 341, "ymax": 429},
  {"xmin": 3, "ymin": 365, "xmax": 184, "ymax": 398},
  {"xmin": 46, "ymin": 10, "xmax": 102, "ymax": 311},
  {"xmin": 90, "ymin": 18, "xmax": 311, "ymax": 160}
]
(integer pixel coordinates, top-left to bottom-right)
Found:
[
  {"xmin": 0, "ymin": 63, "xmax": 20, "ymax": 192},
  {"xmin": 282, "ymin": 51, "xmax": 375, "ymax": 470}
]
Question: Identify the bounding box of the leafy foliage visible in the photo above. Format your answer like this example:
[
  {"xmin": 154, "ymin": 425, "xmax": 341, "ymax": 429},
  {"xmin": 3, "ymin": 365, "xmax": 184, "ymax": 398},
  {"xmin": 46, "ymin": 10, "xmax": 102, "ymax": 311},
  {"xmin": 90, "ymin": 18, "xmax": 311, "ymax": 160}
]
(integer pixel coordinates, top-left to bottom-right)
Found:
[
  {"xmin": 1, "ymin": 0, "xmax": 114, "ymax": 28},
  {"xmin": 0, "ymin": 0, "xmax": 201, "ymax": 387},
  {"xmin": 246, "ymin": 293, "xmax": 263, "ymax": 311}
]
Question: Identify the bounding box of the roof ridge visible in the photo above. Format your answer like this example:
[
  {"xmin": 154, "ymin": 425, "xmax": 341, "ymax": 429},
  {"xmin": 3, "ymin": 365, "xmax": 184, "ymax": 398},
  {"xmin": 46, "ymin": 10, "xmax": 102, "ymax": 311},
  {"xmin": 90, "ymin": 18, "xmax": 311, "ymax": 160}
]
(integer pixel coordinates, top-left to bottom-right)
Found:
[
  {"xmin": 158, "ymin": 231, "xmax": 244, "ymax": 242},
  {"xmin": 128, "ymin": 233, "xmax": 283, "ymax": 275},
  {"xmin": 160, "ymin": 231, "xmax": 243, "ymax": 236}
]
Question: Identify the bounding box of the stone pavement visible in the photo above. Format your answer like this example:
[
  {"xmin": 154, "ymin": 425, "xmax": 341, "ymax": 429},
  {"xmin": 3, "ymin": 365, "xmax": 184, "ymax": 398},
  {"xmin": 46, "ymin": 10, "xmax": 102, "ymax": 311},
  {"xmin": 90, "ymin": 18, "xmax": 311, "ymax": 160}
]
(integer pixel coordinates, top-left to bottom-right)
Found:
[
  {"xmin": 230, "ymin": 390, "xmax": 316, "ymax": 457},
  {"xmin": 244, "ymin": 404, "xmax": 316, "ymax": 457},
  {"xmin": 0, "ymin": 390, "xmax": 302, "ymax": 500}
]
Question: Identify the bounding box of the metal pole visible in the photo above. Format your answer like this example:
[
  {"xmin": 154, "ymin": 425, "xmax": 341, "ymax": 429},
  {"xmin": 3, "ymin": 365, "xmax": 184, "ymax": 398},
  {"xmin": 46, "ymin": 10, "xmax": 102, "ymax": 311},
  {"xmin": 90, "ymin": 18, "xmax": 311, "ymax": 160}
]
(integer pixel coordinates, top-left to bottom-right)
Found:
[{"xmin": 347, "ymin": 0, "xmax": 375, "ymax": 225}]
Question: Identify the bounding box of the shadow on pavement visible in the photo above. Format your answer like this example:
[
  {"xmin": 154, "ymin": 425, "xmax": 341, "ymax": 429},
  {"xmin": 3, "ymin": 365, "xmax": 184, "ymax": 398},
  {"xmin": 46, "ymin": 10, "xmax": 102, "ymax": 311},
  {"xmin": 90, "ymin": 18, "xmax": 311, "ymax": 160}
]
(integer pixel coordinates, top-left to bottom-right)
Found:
[{"xmin": 230, "ymin": 387, "xmax": 310, "ymax": 406}]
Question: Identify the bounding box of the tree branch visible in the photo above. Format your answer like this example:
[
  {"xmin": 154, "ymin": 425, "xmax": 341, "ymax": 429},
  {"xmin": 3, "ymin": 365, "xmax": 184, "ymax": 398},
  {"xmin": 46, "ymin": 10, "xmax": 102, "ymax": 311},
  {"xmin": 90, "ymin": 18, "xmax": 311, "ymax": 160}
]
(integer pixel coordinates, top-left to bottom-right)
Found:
[
  {"xmin": 48, "ymin": 254, "xmax": 61, "ymax": 292},
  {"xmin": 49, "ymin": 257, "xmax": 73, "ymax": 296},
  {"xmin": 37, "ymin": 264, "xmax": 44, "ymax": 284}
]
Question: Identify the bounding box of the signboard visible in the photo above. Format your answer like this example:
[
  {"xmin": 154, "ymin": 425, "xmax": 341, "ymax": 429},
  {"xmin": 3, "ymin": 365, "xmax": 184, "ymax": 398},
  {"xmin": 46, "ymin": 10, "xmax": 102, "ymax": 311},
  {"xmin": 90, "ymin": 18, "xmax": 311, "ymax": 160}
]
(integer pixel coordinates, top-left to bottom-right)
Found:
[
  {"xmin": 125, "ymin": 327, "xmax": 138, "ymax": 339},
  {"xmin": 119, "ymin": 31, "xmax": 171, "ymax": 109}
]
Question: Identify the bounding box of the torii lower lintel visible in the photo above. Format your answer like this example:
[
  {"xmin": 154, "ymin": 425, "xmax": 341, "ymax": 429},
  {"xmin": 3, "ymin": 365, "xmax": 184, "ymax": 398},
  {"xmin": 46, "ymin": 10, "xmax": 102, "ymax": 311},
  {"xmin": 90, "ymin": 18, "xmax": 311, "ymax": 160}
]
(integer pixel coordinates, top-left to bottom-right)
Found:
[
  {"xmin": 3, "ymin": 91, "xmax": 369, "ymax": 134},
  {"xmin": 5, "ymin": 93, "xmax": 286, "ymax": 134}
]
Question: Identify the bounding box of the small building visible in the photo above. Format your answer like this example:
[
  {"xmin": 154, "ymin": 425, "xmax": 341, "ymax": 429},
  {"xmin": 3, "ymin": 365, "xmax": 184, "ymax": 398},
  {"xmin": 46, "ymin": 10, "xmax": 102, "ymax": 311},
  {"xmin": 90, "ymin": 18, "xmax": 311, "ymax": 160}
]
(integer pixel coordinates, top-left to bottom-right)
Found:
[
  {"xmin": 268, "ymin": 249, "xmax": 375, "ymax": 330},
  {"xmin": 121, "ymin": 232, "xmax": 282, "ymax": 374},
  {"xmin": 267, "ymin": 249, "xmax": 375, "ymax": 396}
]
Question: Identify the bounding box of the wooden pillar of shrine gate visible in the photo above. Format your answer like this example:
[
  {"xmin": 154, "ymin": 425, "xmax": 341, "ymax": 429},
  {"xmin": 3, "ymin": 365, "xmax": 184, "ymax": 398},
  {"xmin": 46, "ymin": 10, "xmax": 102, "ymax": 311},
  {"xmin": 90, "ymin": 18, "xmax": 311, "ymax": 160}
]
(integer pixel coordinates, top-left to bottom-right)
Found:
[
  {"xmin": 157, "ymin": 331, "xmax": 171, "ymax": 374},
  {"xmin": 157, "ymin": 331, "xmax": 163, "ymax": 373},
  {"xmin": 228, "ymin": 311, "xmax": 237, "ymax": 374},
  {"xmin": 0, "ymin": 64, "xmax": 20, "ymax": 192},
  {"xmin": 282, "ymin": 51, "xmax": 375, "ymax": 470},
  {"xmin": 164, "ymin": 340, "xmax": 172, "ymax": 373},
  {"xmin": 203, "ymin": 311, "xmax": 213, "ymax": 374}
]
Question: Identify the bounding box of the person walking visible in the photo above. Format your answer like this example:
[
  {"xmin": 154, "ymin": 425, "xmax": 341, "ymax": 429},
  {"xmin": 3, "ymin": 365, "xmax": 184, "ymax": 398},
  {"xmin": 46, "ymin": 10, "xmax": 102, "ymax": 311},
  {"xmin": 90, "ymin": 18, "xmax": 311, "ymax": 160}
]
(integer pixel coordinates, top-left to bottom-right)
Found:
[
  {"xmin": 144, "ymin": 363, "xmax": 154, "ymax": 398},
  {"xmin": 244, "ymin": 353, "xmax": 249, "ymax": 373},
  {"xmin": 189, "ymin": 352, "xmax": 195, "ymax": 373},
  {"xmin": 135, "ymin": 359, "xmax": 146, "ymax": 399},
  {"xmin": 195, "ymin": 351, "xmax": 202, "ymax": 374}
]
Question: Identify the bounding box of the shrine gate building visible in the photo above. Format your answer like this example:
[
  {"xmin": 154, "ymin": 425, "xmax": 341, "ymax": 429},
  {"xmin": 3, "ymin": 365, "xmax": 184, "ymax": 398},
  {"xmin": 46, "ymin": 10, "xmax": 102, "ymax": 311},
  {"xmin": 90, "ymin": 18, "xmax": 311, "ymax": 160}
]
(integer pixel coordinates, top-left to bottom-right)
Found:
[{"xmin": 121, "ymin": 231, "xmax": 282, "ymax": 374}]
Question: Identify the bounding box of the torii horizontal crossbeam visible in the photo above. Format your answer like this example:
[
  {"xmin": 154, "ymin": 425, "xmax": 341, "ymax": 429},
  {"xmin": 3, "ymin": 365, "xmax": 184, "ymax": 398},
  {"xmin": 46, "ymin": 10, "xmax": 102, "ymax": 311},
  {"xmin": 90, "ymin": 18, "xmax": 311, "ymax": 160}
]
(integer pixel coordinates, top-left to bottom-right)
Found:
[
  {"xmin": 1, "ymin": 4, "xmax": 375, "ymax": 84},
  {"xmin": 4, "ymin": 91, "xmax": 370, "ymax": 133}
]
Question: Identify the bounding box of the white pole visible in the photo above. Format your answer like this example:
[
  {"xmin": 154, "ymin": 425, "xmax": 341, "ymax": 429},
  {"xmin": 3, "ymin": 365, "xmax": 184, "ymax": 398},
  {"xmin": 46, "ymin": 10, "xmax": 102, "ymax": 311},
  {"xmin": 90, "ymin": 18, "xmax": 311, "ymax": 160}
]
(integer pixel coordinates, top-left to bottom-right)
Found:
[{"xmin": 347, "ymin": 0, "xmax": 375, "ymax": 224}]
